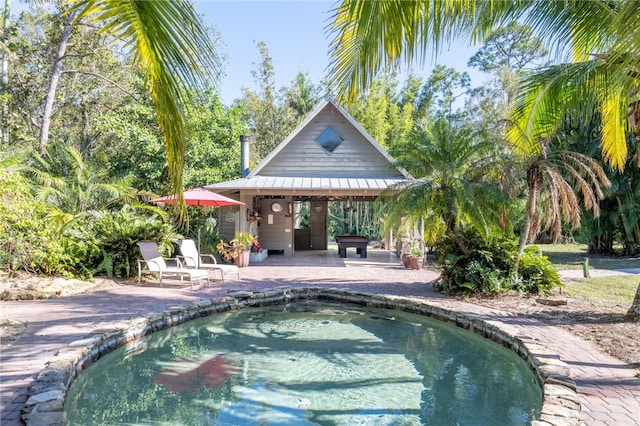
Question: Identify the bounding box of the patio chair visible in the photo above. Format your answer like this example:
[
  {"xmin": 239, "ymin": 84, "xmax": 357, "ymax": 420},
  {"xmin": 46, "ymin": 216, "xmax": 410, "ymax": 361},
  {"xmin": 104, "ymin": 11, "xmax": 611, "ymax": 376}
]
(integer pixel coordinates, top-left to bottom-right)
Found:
[
  {"xmin": 137, "ymin": 242, "xmax": 209, "ymax": 288},
  {"xmin": 177, "ymin": 239, "xmax": 240, "ymax": 282}
]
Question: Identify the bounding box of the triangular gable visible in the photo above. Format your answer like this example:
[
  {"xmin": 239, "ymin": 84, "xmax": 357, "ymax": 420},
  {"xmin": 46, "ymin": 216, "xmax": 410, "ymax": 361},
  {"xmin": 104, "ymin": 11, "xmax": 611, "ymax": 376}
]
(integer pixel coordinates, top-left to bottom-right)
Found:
[{"xmin": 249, "ymin": 98, "xmax": 409, "ymax": 179}]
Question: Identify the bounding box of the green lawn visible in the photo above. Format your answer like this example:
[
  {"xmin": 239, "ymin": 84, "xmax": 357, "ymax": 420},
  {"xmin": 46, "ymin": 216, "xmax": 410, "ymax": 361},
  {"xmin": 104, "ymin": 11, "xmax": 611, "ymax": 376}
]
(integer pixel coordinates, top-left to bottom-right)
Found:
[
  {"xmin": 536, "ymin": 243, "xmax": 640, "ymax": 270},
  {"xmin": 562, "ymin": 275, "xmax": 638, "ymax": 312},
  {"xmin": 535, "ymin": 244, "xmax": 638, "ymax": 312}
]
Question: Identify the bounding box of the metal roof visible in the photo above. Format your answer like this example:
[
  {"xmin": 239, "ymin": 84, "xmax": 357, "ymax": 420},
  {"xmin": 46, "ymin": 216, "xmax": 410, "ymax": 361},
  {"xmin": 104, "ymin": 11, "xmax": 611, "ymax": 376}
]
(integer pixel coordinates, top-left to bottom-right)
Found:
[{"xmin": 205, "ymin": 176, "xmax": 407, "ymax": 195}]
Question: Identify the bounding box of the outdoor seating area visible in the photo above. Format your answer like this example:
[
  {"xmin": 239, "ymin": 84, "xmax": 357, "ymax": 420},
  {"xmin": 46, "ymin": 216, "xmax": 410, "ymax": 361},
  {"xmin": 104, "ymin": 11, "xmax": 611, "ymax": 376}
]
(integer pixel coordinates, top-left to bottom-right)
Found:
[
  {"xmin": 177, "ymin": 239, "xmax": 240, "ymax": 282},
  {"xmin": 136, "ymin": 242, "xmax": 209, "ymax": 288}
]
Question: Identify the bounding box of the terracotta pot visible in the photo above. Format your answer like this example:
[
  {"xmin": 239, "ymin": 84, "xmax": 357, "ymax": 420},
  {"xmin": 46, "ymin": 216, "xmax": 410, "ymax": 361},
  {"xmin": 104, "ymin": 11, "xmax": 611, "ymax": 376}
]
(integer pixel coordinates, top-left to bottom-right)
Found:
[
  {"xmin": 401, "ymin": 253, "xmax": 412, "ymax": 268},
  {"xmin": 409, "ymin": 256, "xmax": 424, "ymax": 270},
  {"xmin": 234, "ymin": 250, "xmax": 250, "ymax": 268}
]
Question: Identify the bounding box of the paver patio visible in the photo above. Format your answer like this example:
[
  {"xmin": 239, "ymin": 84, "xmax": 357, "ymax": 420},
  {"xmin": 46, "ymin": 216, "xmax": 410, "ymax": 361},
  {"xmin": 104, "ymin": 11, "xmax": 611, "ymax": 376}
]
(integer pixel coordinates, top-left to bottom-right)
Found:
[{"xmin": 1, "ymin": 249, "xmax": 638, "ymax": 425}]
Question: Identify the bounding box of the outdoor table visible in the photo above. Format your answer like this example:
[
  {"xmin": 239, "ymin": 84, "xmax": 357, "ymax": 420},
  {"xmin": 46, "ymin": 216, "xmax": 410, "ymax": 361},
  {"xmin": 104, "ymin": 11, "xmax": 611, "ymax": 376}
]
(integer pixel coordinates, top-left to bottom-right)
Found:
[{"xmin": 335, "ymin": 235, "xmax": 370, "ymax": 258}]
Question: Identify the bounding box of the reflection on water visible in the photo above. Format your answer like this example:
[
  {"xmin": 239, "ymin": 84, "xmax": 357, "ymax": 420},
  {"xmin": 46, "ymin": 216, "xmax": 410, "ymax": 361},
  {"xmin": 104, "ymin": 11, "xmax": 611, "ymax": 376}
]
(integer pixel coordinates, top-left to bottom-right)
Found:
[
  {"xmin": 66, "ymin": 302, "xmax": 542, "ymax": 425},
  {"xmin": 152, "ymin": 356, "xmax": 240, "ymax": 393}
]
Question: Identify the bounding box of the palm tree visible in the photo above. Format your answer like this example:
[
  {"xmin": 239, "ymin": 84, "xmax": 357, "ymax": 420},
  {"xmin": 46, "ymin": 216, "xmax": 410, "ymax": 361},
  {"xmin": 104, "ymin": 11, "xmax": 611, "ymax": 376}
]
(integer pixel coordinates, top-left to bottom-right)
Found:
[
  {"xmin": 26, "ymin": 145, "xmax": 159, "ymax": 226},
  {"xmin": 383, "ymin": 117, "xmax": 505, "ymax": 255},
  {"xmin": 36, "ymin": 0, "xmax": 219, "ymax": 215},
  {"xmin": 327, "ymin": 0, "xmax": 640, "ymax": 171},
  {"xmin": 629, "ymin": 287, "xmax": 640, "ymax": 320},
  {"xmin": 509, "ymin": 135, "xmax": 611, "ymax": 273}
]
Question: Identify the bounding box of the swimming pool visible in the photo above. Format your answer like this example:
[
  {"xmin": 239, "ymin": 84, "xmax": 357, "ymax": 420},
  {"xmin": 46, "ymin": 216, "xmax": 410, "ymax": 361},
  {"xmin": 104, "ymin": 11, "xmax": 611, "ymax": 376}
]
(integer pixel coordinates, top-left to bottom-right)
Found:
[{"xmin": 65, "ymin": 300, "xmax": 541, "ymax": 425}]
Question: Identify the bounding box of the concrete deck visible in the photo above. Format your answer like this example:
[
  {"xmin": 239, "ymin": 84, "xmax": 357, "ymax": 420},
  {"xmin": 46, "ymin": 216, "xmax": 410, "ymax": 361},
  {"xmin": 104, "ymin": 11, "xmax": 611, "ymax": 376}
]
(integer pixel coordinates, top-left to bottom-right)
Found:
[{"xmin": 1, "ymin": 249, "xmax": 638, "ymax": 425}]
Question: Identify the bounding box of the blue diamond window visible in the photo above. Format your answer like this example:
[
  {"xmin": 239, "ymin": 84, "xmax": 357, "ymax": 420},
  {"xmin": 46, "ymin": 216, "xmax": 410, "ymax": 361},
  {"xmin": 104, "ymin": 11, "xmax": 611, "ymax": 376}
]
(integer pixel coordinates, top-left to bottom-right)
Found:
[{"xmin": 315, "ymin": 127, "xmax": 343, "ymax": 154}]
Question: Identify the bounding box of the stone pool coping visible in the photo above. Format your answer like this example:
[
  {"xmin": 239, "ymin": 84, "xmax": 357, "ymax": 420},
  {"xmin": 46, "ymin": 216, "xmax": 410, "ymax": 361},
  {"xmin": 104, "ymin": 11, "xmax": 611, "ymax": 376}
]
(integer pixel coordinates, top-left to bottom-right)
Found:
[{"xmin": 22, "ymin": 288, "xmax": 581, "ymax": 426}]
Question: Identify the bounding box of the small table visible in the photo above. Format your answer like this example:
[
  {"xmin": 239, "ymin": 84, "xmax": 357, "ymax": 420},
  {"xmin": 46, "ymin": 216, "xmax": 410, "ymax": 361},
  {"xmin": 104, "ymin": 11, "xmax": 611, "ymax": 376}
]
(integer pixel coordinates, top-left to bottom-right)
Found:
[{"xmin": 335, "ymin": 236, "xmax": 370, "ymax": 258}]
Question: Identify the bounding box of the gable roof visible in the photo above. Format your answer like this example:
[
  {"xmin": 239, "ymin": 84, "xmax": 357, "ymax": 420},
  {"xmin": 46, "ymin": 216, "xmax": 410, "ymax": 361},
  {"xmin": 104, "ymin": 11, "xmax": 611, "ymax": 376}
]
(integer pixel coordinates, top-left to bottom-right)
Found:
[
  {"xmin": 206, "ymin": 97, "xmax": 410, "ymax": 195},
  {"xmin": 249, "ymin": 97, "xmax": 409, "ymax": 179}
]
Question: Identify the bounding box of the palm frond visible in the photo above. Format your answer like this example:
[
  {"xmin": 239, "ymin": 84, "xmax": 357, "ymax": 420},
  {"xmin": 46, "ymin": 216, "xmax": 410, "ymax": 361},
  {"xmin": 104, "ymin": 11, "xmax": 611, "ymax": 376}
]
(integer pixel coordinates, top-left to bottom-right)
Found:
[
  {"xmin": 327, "ymin": 0, "xmax": 523, "ymax": 102},
  {"xmin": 610, "ymin": 1, "xmax": 640, "ymax": 64},
  {"xmin": 601, "ymin": 89, "xmax": 628, "ymax": 171},
  {"xmin": 519, "ymin": 0, "xmax": 617, "ymax": 61},
  {"xmin": 509, "ymin": 59, "xmax": 633, "ymax": 169},
  {"xmin": 71, "ymin": 0, "xmax": 219, "ymax": 220},
  {"xmin": 328, "ymin": 0, "xmax": 637, "ymax": 171}
]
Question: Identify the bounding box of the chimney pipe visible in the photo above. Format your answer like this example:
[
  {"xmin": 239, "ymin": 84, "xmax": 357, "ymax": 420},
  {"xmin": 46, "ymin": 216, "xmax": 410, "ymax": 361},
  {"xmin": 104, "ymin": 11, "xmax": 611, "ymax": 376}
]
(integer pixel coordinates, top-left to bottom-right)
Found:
[{"xmin": 240, "ymin": 135, "xmax": 250, "ymax": 178}]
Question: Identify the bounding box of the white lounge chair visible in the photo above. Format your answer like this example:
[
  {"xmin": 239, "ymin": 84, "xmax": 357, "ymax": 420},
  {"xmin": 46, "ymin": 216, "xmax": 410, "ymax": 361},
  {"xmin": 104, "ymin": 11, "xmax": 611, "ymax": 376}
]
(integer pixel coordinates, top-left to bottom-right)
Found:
[
  {"xmin": 137, "ymin": 242, "xmax": 209, "ymax": 288},
  {"xmin": 177, "ymin": 239, "xmax": 240, "ymax": 282}
]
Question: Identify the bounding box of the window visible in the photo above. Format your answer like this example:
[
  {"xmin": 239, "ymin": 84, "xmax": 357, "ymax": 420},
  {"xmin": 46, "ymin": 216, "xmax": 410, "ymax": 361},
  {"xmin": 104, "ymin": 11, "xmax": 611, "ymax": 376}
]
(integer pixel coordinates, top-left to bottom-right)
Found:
[{"xmin": 315, "ymin": 127, "xmax": 343, "ymax": 154}]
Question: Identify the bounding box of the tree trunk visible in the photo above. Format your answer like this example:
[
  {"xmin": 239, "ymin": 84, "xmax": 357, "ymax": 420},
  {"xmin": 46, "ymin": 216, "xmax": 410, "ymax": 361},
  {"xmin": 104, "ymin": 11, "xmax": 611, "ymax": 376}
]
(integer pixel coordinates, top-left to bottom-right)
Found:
[
  {"xmin": 627, "ymin": 282, "xmax": 640, "ymax": 321},
  {"xmin": 38, "ymin": 10, "xmax": 77, "ymax": 155},
  {"xmin": 514, "ymin": 165, "xmax": 541, "ymax": 275},
  {"xmin": 450, "ymin": 230, "xmax": 472, "ymax": 256},
  {"xmin": 1, "ymin": 0, "xmax": 10, "ymax": 145}
]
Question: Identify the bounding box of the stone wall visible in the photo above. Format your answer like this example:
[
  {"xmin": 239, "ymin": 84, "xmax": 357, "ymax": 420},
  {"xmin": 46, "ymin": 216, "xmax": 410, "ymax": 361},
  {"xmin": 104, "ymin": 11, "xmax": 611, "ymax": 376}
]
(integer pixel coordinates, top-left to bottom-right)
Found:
[{"xmin": 22, "ymin": 288, "xmax": 580, "ymax": 425}]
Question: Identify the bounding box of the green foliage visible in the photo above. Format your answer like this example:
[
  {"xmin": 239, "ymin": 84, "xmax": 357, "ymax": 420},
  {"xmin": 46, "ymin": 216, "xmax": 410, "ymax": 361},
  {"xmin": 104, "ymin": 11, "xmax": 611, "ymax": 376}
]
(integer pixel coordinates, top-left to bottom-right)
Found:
[
  {"xmin": 6, "ymin": 7, "xmax": 131, "ymax": 151},
  {"xmin": 327, "ymin": 201, "xmax": 383, "ymax": 240},
  {"xmin": 72, "ymin": 207, "xmax": 177, "ymax": 278},
  {"xmin": 517, "ymin": 247, "xmax": 562, "ymax": 294},
  {"xmin": 579, "ymin": 135, "xmax": 640, "ymax": 255},
  {"xmin": 98, "ymin": 86, "xmax": 247, "ymax": 194},
  {"xmin": 182, "ymin": 90, "xmax": 245, "ymax": 187},
  {"xmin": 0, "ymin": 169, "xmax": 78, "ymax": 276},
  {"xmin": 240, "ymin": 43, "xmax": 322, "ymax": 165},
  {"xmin": 383, "ymin": 117, "xmax": 506, "ymax": 251},
  {"xmin": 423, "ymin": 65, "xmax": 470, "ymax": 119},
  {"xmin": 26, "ymin": 144, "xmax": 150, "ymax": 217},
  {"xmin": 435, "ymin": 229, "xmax": 561, "ymax": 295},
  {"xmin": 96, "ymin": 95, "xmax": 168, "ymax": 193},
  {"xmin": 1, "ymin": 152, "xmax": 176, "ymax": 278},
  {"xmin": 468, "ymin": 22, "xmax": 547, "ymax": 74}
]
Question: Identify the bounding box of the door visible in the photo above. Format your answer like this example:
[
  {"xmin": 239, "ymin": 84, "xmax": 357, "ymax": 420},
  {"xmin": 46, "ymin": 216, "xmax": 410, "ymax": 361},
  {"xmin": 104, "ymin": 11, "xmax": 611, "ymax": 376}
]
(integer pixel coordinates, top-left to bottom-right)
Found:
[
  {"xmin": 309, "ymin": 200, "xmax": 327, "ymax": 250},
  {"xmin": 293, "ymin": 199, "xmax": 327, "ymax": 250}
]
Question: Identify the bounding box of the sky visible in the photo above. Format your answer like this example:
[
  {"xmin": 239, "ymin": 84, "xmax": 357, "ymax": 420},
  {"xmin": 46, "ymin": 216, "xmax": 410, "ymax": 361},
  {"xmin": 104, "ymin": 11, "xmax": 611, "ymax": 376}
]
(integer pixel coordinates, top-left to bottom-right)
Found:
[
  {"xmin": 194, "ymin": 0, "xmax": 487, "ymax": 105},
  {"xmin": 9, "ymin": 0, "xmax": 487, "ymax": 106}
]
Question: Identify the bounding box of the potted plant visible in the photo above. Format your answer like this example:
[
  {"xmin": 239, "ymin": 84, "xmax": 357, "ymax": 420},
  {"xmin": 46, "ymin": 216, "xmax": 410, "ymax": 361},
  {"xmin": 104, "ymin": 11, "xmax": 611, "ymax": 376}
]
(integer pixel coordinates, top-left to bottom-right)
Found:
[
  {"xmin": 401, "ymin": 251, "xmax": 412, "ymax": 268},
  {"xmin": 249, "ymin": 236, "xmax": 268, "ymax": 263},
  {"xmin": 409, "ymin": 245, "xmax": 424, "ymax": 270},
  {"xmin": 216, "ymin": 231, "xmax": 255, "ymax": 267},
  {"xmin": 400, "ymin": 238, "xmax": 413, "ymax": 268}
]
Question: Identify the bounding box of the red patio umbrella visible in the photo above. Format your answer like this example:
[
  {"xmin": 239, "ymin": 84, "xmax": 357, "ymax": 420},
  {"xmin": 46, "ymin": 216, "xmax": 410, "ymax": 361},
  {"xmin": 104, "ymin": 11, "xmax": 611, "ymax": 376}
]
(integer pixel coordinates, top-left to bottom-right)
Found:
[
  {"xmin": 150, "ymin": 187, "xmax": 245, "ymax": 207},
  {"xmin": 150, "ymin": 188, "xmax": 245, "ymax": 262}
]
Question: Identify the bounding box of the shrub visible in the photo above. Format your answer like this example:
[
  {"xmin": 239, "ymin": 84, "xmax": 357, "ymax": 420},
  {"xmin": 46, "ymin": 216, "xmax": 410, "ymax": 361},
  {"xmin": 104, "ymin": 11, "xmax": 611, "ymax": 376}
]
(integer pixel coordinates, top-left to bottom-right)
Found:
[
  {"xmin": 0, "ymin": 170, "xmax": 78, "ymax": 276},
  {"xmin": 435, "ymin": 229, "xmax": 561, "ymax": 295},
  {"xmin": 74, "ymin": 206, "xmax": 178, "ymax": 278},
  {"xmin": 0, "ymin": 168, "xmax": 177, "ymax": 278},
  {"xmin": 516, "ymin": 246, "xmax": 562, "ymax": 294}
]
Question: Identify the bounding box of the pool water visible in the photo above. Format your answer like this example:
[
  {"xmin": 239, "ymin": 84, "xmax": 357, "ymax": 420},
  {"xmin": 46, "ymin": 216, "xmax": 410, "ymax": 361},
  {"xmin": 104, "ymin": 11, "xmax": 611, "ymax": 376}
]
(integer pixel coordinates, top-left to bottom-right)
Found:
[{"xmin": 66, "ymin": 301, "xmax": 542, "ymax": 425}]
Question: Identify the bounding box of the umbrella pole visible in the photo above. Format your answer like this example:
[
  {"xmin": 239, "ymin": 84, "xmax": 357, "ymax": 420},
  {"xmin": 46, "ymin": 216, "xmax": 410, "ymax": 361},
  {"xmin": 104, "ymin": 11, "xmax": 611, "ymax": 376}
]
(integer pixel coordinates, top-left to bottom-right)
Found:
[{"xmin": 197, "ymin": 227, "xmax": 201, "ymax": 268}]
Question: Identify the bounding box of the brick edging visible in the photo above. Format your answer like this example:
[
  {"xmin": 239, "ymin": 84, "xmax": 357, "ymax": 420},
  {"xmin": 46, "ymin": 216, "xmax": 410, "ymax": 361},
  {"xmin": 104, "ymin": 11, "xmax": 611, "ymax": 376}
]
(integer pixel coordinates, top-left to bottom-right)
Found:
[{"xmin": 22, "ymin": 288, "xmax": 581, "ymax": 425}]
